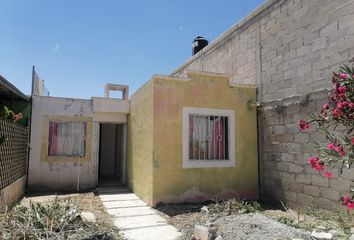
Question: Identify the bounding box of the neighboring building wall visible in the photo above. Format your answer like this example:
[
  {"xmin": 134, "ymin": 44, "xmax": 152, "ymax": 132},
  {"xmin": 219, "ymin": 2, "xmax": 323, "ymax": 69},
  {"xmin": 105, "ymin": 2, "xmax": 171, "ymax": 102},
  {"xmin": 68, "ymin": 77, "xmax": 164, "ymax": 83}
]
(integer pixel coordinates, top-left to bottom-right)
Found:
[
  {"xmin": 129, "ymin": 72, "xmax": 258, "ymax": 205},
  {"xmin": 0, "ymin": 176, "xmax": 26, "ymax": 212},
  {"xmin": 171, "ymin": 0, "xmax": 354, "ymax": 209},
  {"xmin": 0, "ymin": 119, "xmax": 28, "ymax": 212},
  {"xmin": 28, "ymin": 96, "xmax": 128, "ymax": 192},
  {"xmin": 127, "ymin": 81, "xmax": 154, "ymax": 204}
]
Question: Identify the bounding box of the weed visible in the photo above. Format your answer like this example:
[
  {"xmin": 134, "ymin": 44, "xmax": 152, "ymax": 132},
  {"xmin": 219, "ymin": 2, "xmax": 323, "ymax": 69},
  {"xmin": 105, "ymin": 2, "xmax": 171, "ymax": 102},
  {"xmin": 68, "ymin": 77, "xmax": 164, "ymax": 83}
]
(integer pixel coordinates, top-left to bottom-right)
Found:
[
  {"xmin": 209, "ymin": 199, "xmax": 263, "ymax": 215},
  {"xmin": 0, "ymin": 196, "xmax": 121, "ymax": 240}
]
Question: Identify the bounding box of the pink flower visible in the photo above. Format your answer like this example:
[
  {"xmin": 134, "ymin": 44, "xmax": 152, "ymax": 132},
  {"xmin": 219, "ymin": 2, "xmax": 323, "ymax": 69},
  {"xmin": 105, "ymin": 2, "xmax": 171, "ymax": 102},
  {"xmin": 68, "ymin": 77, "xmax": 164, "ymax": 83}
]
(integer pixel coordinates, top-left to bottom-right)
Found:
[
  {"xmin": 322, "ymin": 104, "xmax": 330, "ymax": 110},
  {"xmin": 339, "ymin": 73, "xmax": 349, "ymax": 79},
  {"xmin": 308, "ymin": 157, "xmax": 324, "ymax": 171},
  {"xmin": 337, "ymin": 102, "xmax": 343, "ymax": 109},
  {"xmin": 342, "ymin": 196, "xmax": 354, "ymax": 209},
  {"xmin": 314, "ymin": 163, "xmax": 325, "ymax": 171},
  {"xmin": 351, "ymin": 138, "xmax": 354, "ymax": 145},
  {"xmin": 327, "ymin": 143, "xmax": 336, "ymax": 150},
  {"xmin": 350, "ymin": 102, "xmax": 354, "ymax": 108},
  {"xmin": 298, "ymin": 120, "xmax": 310, "ymax": 131},
  {"xmin": 338, "ymin": 93, "xmax": 346, "ymax": 99},
  {"xmin": 342, "ymin": 196, "xmax": 351, "ymax": 204},
  {"xmin": 347, "ymin": 202, "xmax": 354, "ymax": 209},
  {"xmin": 332, "ymin": 108, "xmax": 343, "ymax": 117},
  {"xmin": 323, "ymin": 172, "xmax": 333, "ymax": 178},
  {"xmin": 334, "ymin": 145, "xmax": 346, "ymax": 156},
  {"xmin": 338, "ymin": 86, "xmax": 347, "ymax": 93}
]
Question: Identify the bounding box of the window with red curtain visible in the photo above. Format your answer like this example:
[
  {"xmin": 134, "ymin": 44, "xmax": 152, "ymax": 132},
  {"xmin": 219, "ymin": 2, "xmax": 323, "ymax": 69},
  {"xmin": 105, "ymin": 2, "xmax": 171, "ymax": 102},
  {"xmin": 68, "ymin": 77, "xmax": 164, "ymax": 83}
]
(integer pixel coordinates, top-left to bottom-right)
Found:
[
  {"xmin": 188, "ymin": 115, "xmax": 229, "ymax": 160},
  {"xmin": 48, "ymin": 122, "xmax": 86, "ymax": 157}
]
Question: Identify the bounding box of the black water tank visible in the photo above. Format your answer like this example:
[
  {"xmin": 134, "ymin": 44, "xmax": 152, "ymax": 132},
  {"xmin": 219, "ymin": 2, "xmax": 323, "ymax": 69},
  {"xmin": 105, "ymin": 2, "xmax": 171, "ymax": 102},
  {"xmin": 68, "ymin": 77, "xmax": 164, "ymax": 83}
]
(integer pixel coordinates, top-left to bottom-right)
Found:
[{"xmin": 192, "ymin": 36, "xmax": 208, "ymax": 55}]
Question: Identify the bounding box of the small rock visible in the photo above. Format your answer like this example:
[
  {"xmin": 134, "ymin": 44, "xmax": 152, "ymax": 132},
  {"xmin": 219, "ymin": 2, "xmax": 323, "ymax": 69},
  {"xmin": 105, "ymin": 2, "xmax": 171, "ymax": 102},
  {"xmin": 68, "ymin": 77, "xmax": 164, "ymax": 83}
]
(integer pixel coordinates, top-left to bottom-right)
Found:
[
  {"xmin": 209, "ymin": 226, "xmax": 218, "ymax": 235},
  {"xmin": 310, "ymin": 231, "xmax": 332, "ymax": 240},
  {"xmin": 80, "ymin": 211, "xmax": 96, "ymax": 223},
  {"xmin": 317, "ymin": 226, "xmax": 327, "ymax": 230},
  {"xmin": 201, "ymin": 206, "xmax": 209, "ymax": 213},
  {"xmin": 328, "ymin": 229, "xmax": 339, "ymax": 237},
  {"xmin": 83, "ymin": 233, "xmax": 114, "ymax": 240},
  {"xmin": 215, "ymin": 236, "xmax": 223, "ymax": 240},
  {"xmin": 349, "ymin": 234, "xmax": 354, "ymax": 240},
  {"xmin": 194, "ymin": 225, "xmax": 209, "ymax": 240},
  {"xmin": 209, "ymin": 216, "xmax": 218, "ymax": 223}
]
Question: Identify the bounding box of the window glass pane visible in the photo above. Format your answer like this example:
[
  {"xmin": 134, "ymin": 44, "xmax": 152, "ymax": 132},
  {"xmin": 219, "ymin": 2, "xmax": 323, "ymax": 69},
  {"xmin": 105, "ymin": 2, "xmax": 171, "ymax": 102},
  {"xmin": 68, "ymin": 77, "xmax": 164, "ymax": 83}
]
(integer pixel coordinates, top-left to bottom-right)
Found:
[
  {"xmin": 48, "ymin": 122, "xmax": 86, "ymax": 156},
  {"xmin": 189, "ymin": 115, "xmax": 228, "ymax": 160}
]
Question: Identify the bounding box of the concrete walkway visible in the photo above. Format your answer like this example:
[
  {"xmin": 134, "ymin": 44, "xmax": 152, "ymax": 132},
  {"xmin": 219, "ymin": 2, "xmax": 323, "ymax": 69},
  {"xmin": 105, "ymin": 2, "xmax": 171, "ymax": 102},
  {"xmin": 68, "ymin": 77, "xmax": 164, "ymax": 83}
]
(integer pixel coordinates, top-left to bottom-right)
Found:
[{"xmin": 96, "ymin": 186, "xmax": 181, "ymax": 240}]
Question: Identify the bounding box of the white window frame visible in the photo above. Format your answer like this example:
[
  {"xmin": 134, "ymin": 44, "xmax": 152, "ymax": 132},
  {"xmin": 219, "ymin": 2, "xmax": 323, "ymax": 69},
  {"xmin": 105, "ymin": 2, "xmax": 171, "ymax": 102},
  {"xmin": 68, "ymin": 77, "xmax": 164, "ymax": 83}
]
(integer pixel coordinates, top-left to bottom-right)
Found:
[{"xmin": 182, "ymin": 107, "xmax": 236, "ymax": 168}]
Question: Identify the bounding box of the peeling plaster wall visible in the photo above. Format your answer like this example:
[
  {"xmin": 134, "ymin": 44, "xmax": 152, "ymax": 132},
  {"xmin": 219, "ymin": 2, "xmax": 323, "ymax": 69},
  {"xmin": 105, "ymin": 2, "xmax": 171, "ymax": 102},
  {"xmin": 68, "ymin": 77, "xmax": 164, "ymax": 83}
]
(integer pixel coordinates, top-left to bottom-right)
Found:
[{"xmin": 28, "ymin": 96, "xmax": 128, "ymax": 192}]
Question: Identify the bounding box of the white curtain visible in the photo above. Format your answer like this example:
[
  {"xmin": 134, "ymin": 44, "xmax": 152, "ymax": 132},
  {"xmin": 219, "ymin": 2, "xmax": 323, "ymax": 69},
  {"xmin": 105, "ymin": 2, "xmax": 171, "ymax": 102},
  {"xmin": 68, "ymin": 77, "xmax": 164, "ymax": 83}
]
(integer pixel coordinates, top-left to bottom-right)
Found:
[
  {"xmin": 48, "ymin": 122, "xmax": 86, "ymax": 156},
  {"xmin": 189, "ymin": 115, "xmax": 226, "ymax": 160}
]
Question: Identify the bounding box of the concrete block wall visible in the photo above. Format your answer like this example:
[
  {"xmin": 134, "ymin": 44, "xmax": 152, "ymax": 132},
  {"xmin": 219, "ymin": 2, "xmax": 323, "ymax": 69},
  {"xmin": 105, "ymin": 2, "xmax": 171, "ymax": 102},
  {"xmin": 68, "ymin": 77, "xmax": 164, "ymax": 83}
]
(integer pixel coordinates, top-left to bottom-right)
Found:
[
  {"xmin": 171, "ymin": 0, "xmax": 354, "ymax": 209},
  {"xmin": 0, "ymin": 175, "xmax": 26, "ymax": 213}
]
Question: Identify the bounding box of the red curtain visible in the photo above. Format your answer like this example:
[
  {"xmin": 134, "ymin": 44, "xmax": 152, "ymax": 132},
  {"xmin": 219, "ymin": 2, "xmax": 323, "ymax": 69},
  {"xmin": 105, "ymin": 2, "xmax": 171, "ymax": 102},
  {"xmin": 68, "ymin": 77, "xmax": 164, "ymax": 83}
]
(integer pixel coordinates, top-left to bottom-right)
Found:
[{"xmin": 48, "ymin": 122, "xmax": 58, "ymax": 155}]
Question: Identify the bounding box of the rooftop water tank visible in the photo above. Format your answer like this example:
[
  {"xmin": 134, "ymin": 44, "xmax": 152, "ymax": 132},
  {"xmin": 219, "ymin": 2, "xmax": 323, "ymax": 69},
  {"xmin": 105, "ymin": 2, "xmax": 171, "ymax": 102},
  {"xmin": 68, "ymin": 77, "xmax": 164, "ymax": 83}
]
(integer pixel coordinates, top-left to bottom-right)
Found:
[{"xmin": 192, "ymin": 36, "xmax": 208, "ymax": 56}]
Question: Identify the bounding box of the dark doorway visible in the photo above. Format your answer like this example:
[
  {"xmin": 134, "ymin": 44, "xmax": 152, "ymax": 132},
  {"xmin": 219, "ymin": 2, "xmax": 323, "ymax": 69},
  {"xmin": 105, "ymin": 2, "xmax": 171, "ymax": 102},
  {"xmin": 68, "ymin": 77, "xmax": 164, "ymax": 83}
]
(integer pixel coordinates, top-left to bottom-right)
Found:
[{"xmin": 98, "ymin": 123, "xmax": 125, "ymax": 186}]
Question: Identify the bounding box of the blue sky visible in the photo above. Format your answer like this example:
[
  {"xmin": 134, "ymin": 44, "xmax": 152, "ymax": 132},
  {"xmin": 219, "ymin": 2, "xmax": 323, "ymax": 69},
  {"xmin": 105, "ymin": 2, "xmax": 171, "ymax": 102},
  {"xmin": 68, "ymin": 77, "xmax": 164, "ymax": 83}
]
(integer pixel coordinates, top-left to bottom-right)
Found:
[{"xmin": 0, "ymin": 0, "xmax": 263, "ymax": 99}]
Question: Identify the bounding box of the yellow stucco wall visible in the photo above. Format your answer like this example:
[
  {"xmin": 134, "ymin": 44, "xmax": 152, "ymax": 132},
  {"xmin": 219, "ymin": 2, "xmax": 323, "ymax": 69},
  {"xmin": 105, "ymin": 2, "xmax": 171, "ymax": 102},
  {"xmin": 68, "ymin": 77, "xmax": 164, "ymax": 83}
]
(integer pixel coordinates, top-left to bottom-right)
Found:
[
  {"xmin": 127, "ymin": 81, "xmax": 154, "ymax": 204},
  {"xmin": 151, "ymin": 72, "xmax": 258, "ymax": 205}
]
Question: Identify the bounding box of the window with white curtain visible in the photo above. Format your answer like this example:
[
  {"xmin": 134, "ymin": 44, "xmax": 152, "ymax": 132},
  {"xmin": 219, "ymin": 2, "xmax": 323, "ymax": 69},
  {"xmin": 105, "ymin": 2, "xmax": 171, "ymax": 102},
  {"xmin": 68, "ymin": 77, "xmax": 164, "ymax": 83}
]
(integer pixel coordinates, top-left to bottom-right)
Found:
[
  {"xmin": 48, "ymin": 122, "xmax": 86, "ymax": 157},
  {"xmin": 188, "ymin": 115, "xmax": 229, "ymax": 160},
  {"xmin": 183, "ymin": 107, "xmax": 235, "ymax": 168}
]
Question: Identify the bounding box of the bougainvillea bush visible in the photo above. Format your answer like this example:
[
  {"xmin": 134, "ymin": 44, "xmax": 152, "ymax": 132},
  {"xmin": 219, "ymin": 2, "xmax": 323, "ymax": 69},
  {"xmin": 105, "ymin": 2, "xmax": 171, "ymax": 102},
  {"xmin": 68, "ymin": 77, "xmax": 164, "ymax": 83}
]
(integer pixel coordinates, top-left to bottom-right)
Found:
[
  {"xmin": 0, "ymin": 106, "xmax": 23, "ymax": 145},
  {"xmin": 0, "ymin": 106, "xmax": 23, "ymax": 122},
  {"xmin": 298, "ymin": 59, "xmax": 354, "ymax": 209}
]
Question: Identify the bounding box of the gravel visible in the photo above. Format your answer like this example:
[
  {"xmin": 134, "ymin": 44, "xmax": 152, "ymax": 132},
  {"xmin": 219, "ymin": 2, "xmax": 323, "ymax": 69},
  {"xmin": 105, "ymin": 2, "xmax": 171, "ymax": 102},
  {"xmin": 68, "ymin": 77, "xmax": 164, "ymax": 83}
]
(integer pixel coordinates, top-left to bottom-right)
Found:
[
  {"xmin": 213, "ymin": 213, "xmax": 310, "ymax": 240},
  {"xmin": 156, "ymin": 202, "xmax": 313, "ymax": 240}
]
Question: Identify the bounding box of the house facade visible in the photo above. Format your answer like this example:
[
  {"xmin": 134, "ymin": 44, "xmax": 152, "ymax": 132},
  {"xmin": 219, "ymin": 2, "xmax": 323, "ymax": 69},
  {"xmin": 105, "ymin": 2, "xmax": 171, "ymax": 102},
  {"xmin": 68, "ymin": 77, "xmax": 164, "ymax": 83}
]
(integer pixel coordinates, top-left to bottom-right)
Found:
[
  {"xmin": 28, "ymin": 92, "xmax": 129, "ymax": 192},
  {"xmin": 24, "ymin": 0, "xmax": 354, "ymax": 210},
  {"xmin": 27, "ymin": 72, "xmax": 258, "ymax": 206},
  {"xmin": 128, "ymin": 72, "xmax": 258, "ymax": 205}
]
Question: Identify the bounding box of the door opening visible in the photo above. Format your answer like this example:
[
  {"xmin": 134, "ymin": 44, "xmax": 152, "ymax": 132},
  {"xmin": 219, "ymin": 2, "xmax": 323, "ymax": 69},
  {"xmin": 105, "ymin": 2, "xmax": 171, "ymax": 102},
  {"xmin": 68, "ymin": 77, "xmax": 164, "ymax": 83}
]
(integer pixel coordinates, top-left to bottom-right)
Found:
[{"xmin": 98, "ymin": 123, "xmax": 126, "ymax": 186}]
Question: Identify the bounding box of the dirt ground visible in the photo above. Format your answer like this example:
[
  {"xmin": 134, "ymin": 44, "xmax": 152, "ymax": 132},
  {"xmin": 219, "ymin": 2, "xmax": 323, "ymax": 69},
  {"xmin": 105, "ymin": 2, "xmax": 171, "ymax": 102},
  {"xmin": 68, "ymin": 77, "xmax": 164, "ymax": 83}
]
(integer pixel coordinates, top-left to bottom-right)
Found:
[
  {"xmin": 155, "ymin": 201, "xmax": 351, "ymax": 240},
  {"xmin": 10, "ymin": 192, "xmax": 353, "ymax": 240},
  {"xmin": 10, "ymin": 190, "xmax": 123, "ymax": 240},
  {"xmin": 20, "ymin": 191, "xmax": 113, "ymax": 226}
]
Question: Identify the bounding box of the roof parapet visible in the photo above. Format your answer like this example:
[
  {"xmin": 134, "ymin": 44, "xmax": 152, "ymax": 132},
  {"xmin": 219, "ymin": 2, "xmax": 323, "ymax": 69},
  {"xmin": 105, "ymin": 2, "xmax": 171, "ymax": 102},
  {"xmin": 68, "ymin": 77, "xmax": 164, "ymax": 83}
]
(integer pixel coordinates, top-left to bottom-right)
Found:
[{"xmin": 104, "ymin": 84, "xmax": 129, "ymax": 100}]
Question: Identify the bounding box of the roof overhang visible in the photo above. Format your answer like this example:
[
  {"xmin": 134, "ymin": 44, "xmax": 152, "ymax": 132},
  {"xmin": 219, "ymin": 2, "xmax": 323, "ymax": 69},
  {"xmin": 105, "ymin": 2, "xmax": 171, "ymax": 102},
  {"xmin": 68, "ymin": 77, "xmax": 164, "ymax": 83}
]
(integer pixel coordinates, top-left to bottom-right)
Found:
[{"xmin": 0, "ymin": 75, "xmax": 30, "ymax": 102}]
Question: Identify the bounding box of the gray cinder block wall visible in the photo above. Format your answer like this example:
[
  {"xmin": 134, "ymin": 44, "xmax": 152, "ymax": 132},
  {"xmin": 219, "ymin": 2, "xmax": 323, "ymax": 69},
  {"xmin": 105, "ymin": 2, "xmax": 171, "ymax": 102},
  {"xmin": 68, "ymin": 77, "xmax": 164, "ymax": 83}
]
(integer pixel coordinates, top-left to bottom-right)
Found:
[{"xmin": 171, "ymin": 0, "xmax": 354, "ymax": 210}]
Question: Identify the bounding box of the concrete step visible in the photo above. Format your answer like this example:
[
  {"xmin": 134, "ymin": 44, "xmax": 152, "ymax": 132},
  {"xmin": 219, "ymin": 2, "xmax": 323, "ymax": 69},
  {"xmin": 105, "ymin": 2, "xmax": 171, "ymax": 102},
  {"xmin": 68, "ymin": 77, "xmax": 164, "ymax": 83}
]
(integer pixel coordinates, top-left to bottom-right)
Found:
[{"xmin": 96, "ymin": 187, "xmax": 181, "ymax": 240}]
